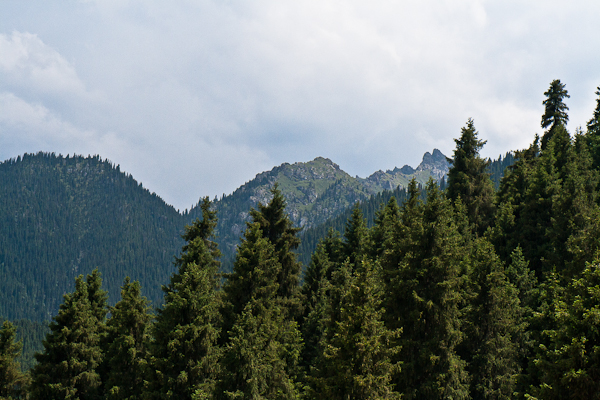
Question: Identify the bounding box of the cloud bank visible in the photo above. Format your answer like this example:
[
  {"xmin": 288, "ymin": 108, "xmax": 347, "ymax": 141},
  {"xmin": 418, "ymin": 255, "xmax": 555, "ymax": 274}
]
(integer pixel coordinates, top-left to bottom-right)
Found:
[{"xmin": 1, "ymin": 1, "xmax": 600, "ymax": 210}]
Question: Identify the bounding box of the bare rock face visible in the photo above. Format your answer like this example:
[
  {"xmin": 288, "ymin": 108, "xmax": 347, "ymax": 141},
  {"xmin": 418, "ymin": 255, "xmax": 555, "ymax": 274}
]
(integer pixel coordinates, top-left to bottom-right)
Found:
[{"xmin": 416, "ymin": 149, "xmax": 450, "ymax": 180}]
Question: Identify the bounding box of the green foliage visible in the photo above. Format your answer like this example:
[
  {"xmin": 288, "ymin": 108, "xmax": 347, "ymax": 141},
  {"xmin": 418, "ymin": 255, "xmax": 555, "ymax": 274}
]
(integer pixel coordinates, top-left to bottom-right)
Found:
[
  {"xmin": 393, "ymin": 180, "xmax": 470, "ymax": 400},
  {"xmin": 101, "ymin": 277, "xmax": 152, "ymax": 400},
  {"xmin": 465, "ymin": 239, "xmax": 525, "ymax": 400},
  {"xmin": 529, "ymin": 260, "xmax": 600, "ymax": 399},
  {"xmin": 29, "ymin": 273, "xmax": 105, "ymax": 400},
  {"xmin": 306, "ymin": 260, "xmax": 402, "ymax": 400},
  {"xmin": 148, "ymin": 198, "xmax": 222, "ymax": 399},
  {"xmin": 0, "ymin": 152, "xmax": 184, "ymax": 321},
  {"xmin": 446, "ymin": 118, "xmax": 495, "ymax": 235},
  {"xmin": 0, "ymin": 321, "xmax": 28, "ymax": 399},
  {"xmin": 219, "ymin": 222, "xmax": 301, "ymax": 399},
  {"xmin": 541, "ymin": 79, "xmax": 570, "ymax": 149}
]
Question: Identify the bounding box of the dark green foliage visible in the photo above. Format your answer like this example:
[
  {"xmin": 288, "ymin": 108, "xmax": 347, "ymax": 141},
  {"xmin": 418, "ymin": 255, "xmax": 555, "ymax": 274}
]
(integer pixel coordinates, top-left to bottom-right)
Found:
[
  {"xmin": 541, "ymin": 79, "xmax": 570, "ymax": 149},
  {"xmin": 0, "ymin": 152, "xmax": 184, "ymax": 321},
  {"xmin": 586, "ymin": 87, "xmax": 600, "ymax": 169},
  {"xmin": 148, "ymin": 198, "xmax": 222, "ymax": 399},
  {"xmin": 465, "ymin": 239, "xmax": 524, "ymax": 400},
  {"xmin": 101, "ymin": 277, "xmax": 152, "ymax": 400},
  {"xmin": 219, "ymin": 223, "xmax": 301, "ymax": 399},
  {"xmin": 529, "ymin": 261, "xmax": 600, "ymax": 399},
  {"xmin": 306, "ymin": 259, "xmax": 402, "ymax": 400},
  {"xmin": 30, "ymin": 273, "xmax": 105, "ymax": 400},
  {"xmin": 394, "ymin": 180, "xmax": 470, "ymax": 400},
  {"xmin": 446, "ymin": 118, "xmax": 495, "ymax": 235},
  {"xmin": 341, "ymin": 204, "xmax": 368, "ymax": 265},
  {"xmin": 249, "ymin": 184, "xmax": 302, "ymax": 310},
  {"xmin": 0, "ymin": 321, "xmax": 28, "ymax": 399}
]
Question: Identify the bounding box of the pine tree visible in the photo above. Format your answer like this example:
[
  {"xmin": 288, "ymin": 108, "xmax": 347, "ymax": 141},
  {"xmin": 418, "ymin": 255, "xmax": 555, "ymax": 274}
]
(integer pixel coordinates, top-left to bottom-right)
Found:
[
  {"xmin": 147, "ymin": 197, "xmax": 222, "ymax": 399},
  {"xmin": 30, "ymin": 274, "xmax": 104, "ymax": 400},
  {"xmin": 0, "ymin": 321, "xmax": 28, "ymax": 399},
  {"xmin": 541, "ymin": 79, "xmax": 570, "ymax": 150},
  {"xmin": 446, "ymin": 118, "xmax": 495, "ymax": 235},
  {"xmin": 307, "ymin": 259, "xmax": 402, "ymax": 399},
  {"xmin": 102, "ymin": 277, "xmax": 152, "ymax": 400}
]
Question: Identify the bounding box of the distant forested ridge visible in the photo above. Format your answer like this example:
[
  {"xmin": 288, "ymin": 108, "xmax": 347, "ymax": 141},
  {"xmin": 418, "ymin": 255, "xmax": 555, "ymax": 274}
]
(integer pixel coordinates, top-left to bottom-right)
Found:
[
  {"xmin": 0, "ymin": 153, "xmax": 184, "ymax": 321},
  {"xmin": 0, "ymin": 148, "xmax": 455, "ymax": 322}
]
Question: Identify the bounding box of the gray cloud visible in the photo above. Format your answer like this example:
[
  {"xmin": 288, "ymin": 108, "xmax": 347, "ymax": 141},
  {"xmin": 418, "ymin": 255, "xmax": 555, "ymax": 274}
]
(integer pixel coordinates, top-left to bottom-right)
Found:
[{"xmin": 1, "ymin": 0, "xmax": 600, "ymax": 210}]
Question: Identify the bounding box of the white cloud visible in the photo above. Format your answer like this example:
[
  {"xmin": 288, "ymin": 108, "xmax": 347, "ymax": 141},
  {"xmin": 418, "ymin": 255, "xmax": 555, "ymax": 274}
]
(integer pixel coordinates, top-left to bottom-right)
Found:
[
  {"xmin": 0, "ymin": 31, "xmax": 87, "ymax": 97},
  {"xmin": 1, "ymin": 1, "xmax": 600, "ymax": 209}
]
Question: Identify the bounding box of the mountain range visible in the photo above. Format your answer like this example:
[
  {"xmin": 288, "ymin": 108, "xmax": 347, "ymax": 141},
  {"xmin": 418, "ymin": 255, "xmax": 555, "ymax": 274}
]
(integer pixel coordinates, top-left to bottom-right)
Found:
[{"xmin": 0, "ymin": 148, "xmax": 510, "ymax": 322}]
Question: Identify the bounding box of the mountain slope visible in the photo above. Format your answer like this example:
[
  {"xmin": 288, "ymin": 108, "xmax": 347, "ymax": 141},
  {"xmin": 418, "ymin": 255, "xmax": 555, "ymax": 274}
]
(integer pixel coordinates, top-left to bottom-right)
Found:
[{"xmin": 0, "ymin": 152, "xmax": 184, "ymax": 320}]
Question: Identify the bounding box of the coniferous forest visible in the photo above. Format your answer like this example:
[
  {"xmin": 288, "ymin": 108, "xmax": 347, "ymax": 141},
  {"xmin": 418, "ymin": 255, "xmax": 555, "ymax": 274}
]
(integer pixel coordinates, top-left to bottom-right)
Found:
[{"xmin": 3, "ymin": 79, "xmax": 600, "ymax": 399}]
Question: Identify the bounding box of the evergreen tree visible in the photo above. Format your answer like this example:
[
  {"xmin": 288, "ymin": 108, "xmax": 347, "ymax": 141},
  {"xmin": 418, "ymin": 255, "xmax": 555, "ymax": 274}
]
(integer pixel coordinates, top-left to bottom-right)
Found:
[
  {"xmin": 249, "ymin": 184, "xmax": 302, "ymax": 312},
  {"xmin": 541, "ymin": 79, "xmax": 570, "ymax": 150},
  {"xmin": 465, "ymin": 239, "xmax": 524, "ymax": 400},
  {"xmin": 147, "ymin": 197, "xmax": 222, "ymax": 399},
  {"xmin": 530, "ymin": 260, "xmax": 600, "ymax": 399},
  {"xmin": 307, "ymin": 259, "xmax": 402, "ymax": 399},
  {"xmin": 0, "ymin": 321, "xmax": 28, "ymax": 399},
  {"xmin": 218, "ymin": 222, "xmax": 301, "ymax": 399},
  {"xmin": 394, "ymin": 180, "xmax": 470, "ymax": 400},
  {"xmin": 30, "ymin": 274, "xmax": 104, "ymax": 400},
  {"xmin": 586, "ymin": 86, "xmax": 600, "ymax": 169},
  {"xmin": 341, "ymin": 204, "xmax": 369, "ymax": 265},
  {"xmin": 446, "ymin": 118, "xmax": 495, "ymax": 235},
  {"xmin": 102, "ymin": 277, "xmax": 152, "ymax": 400}
]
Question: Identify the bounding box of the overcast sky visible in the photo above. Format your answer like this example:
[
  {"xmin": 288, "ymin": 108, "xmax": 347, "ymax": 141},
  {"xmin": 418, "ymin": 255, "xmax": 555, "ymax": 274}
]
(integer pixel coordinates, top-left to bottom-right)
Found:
[{"xmin": 1, "ymin": 1, "xmax": 600, "ymax": 210}]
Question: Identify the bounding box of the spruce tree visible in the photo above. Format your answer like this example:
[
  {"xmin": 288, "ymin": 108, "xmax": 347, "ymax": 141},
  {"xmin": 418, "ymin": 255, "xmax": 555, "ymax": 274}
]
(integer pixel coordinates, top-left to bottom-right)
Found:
[
  {"xmin": 307, "ymin": 259, "xmax": 402, "ymax": 399},
  {"xmin": 465, "ymin": 238, "xmax": 524, "ymax": 400},
  {"xmin": 30, "ymin": 274, "xmax": 104, "ymax": 400},
  {"xmin": 218, "ymin": 222, "xmax": 301, "ymax": 399},
  {"xmin": 341, "ymin": 204, "xmax": 368, "ymax": 265},
  {"xmin": 394, "ymin": 179, "xmax": 470, "ymax": 400},
  {"xmin": 102, "ymin": 277, "xmax": 152, "ymax": 400},
  {"xmin": 586, "ymin": 86, "xmax": 600, "ymax": 169},
  {"xmin": 541, "ymin": 79, "xmax": 570, "ymax": 150},
  {"xmin": 530, "ymin": 260, "xmax": 600, "ymax": 399},
  {"xmin": 249, "ymin": 184, "xmax": 302, "ymax": 311},
  {"xmin": 147, "ymin": 197, "xmax": 222, "ymax": 399},
  {"xmin": 446, "ymin": 118, "xmax": 495, "ymax": 235},
  {"xmin": 0, "ymin": 321, "xmax": 28, "ymax": 399}
]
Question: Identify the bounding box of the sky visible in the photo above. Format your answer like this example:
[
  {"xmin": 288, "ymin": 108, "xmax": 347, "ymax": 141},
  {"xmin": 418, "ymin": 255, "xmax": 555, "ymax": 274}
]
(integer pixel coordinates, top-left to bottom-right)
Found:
[{"xmin": 1, "ymin": 1, "xmax": 600, "ymax": 211}]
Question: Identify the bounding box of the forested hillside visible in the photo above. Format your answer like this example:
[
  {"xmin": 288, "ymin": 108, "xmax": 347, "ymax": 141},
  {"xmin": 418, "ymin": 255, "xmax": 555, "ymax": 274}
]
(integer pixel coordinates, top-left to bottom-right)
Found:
[
  {"xmin": 0, "ymin": 153, "xmax": 184, "ymax": 321},
  {"xmin": 3, "ymin": 79, "xmax": 599, "ymax": 399}
]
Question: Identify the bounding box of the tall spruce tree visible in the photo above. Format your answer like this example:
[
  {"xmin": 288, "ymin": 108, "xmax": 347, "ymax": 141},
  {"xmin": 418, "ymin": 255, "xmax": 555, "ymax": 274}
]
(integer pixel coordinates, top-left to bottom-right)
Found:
[
  {"xmin": 30, "ymin": 274, "xmax": 104, "ymax": 400},
  {"xmin": 541, "ymin": 79, "xmax": 570, "ymax": 150},
  {"xmin": 464, "ymin": 238, "xmax": 524, "ymax": 400},
  {"xmin": 102, "ymin": 277, "xmax": 152, "ymax": 400},
  {"xmin": 147, "ymin": 197, "xmax": 222, "ymax": 399},
  {"xmin": 394, "ymin": 180, "xmax": 470, "ymax": 400},
  {"xmin": 586, "ymin": 86, "xmax": 600, "ymax": 169},
  {"xmin": 446, "ymin": 118, "xmax": 495, "ymax": 235},
  {"xmin": 249, "ymin": 184, "xmax": 302, "ymax": 313},
  {"xmin": 341, "ymin": 204, "xmax": 368, "ymax": 265},
  {"xmin": 529, "ymin": 260, "xmax": 600, "ymax": 399},
  {"xmin": 0, "ymin": 321, "xmax": 28, "ymax": 399},
  {"xmin": 306, "ymin": 259, "xmax": 402, "ymax": 400},
  {"xmin": 218, "ymin": 222, "xmax": 301, "ymax": 399}
]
